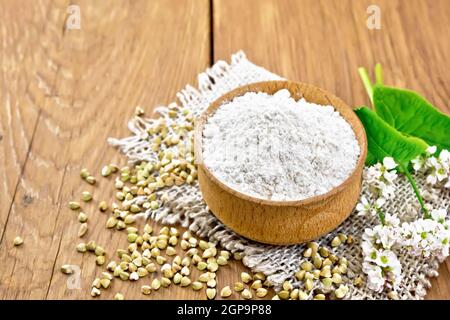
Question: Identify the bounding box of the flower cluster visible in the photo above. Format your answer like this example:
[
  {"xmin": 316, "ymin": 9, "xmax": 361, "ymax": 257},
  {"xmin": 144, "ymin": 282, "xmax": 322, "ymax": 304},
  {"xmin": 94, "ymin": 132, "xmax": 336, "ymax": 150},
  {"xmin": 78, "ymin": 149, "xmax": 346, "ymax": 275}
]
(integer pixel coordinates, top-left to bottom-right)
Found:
[
  {"xmin": 359, "ymin": 155, "xmax": 450, "ymax": 294},
  {"xmin": 362, "ymin": 250, "xmax": 402, "ymax": 293},
  {"xmin": 361, "ymin": 213, "xmax": 402, "ymax": 292},
  {"xmin": 363, "ymin": 157, "xmax": 398, "ymax": 200},
  {"xmin": 412, "ymin": 146, "xmax": 450, "ymax": 187},
  {"xmin": 358, "ymin": 157, "xmax": 398, "ymax": 220},
  {"xmin": 400, "ymin": 208, "xmax": 450, "ymax": 260},
  {"xmin": 362, "ymin": 208, "xmax": 450, "ymax": 292}
]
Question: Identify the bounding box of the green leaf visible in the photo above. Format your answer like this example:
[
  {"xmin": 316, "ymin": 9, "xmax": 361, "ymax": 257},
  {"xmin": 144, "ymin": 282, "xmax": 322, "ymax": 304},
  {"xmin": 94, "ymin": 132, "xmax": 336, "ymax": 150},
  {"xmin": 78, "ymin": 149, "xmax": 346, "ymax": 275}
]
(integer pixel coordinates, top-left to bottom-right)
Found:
[
  {"xmin": 365, "ymin": 150, "xmax": 377, "ymax": 166},
  {"xmin": 355, "ymin": 106, "xmax": 428, "ymax": 167},
  {"xmin": 373, "ymin": 85, "xmax": 450, "ymax": 152}
]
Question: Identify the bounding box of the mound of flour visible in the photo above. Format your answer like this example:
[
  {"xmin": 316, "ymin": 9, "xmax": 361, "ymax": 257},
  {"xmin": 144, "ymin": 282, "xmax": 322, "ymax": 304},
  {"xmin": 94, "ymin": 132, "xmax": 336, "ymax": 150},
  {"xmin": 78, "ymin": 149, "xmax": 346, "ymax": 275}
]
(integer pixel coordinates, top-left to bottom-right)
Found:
[{"xmin": 202, "ymin": 89, "xmax": 360, "ymax": 201}]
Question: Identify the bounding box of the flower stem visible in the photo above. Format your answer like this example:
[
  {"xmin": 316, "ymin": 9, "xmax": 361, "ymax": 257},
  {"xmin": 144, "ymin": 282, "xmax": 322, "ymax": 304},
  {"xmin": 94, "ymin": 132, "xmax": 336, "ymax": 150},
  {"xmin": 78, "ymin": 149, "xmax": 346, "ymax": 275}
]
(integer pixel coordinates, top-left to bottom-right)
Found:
[
  {"xmin": 377, "ymin": 209, "xmax": 386, "ymax": 225},
  {"xmin": 400, "ymin": 163, "xmax": 430, "ymax": 218},
  {"xmin": 375, "ymin": 63, "xmax": 383, "ymax": 85},
  {"xmin": 358, "ymin": 67, "xmax": 374, "ymax": 105}
]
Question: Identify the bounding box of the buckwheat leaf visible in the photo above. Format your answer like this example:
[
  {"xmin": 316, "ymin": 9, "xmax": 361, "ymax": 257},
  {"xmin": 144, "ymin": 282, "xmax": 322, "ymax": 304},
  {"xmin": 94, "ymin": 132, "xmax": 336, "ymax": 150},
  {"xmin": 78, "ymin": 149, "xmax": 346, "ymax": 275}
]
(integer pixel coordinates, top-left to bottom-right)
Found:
[
  {"xmin": 373, "ymin": 85, "xmax": 450, "ymax": 152},
  {"xmin": 355, "ymin": 106, "xmax": 428, "ymax": 167},
  {"xmin": 365, "ymin": 150, "xmax": 377, "ymax": 166}
]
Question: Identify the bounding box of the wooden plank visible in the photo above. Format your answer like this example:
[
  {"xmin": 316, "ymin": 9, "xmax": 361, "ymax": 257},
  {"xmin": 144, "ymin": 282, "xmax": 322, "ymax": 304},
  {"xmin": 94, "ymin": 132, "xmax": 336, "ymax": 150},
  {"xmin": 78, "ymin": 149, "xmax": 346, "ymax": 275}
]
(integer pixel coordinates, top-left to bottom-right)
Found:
[
  {"xmin": 3, "ymin": 0, "xmax": 447, "ymax": 301},
  {"xmin": 213, "ymin": 0, "xmax": 450, "ymax": 299},
  {"xmin": 214, "ymin": 0, "xmax": 450, "ymax": 113},
  {"xmin": 0, "ymin": 0, "xmax": 211, "ymax": 299},
  {"xmin": 0, "ymin": 0, "xmax": 51, "ymax": 244}
]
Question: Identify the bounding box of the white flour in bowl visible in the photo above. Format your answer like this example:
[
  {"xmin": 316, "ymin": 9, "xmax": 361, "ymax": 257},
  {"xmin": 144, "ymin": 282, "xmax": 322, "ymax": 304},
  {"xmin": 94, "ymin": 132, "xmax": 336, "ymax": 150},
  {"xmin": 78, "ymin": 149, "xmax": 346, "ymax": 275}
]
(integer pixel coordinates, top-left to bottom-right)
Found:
[{"xmin": 201, "ymin": 89, "xmax": 360, "ymax": 201}]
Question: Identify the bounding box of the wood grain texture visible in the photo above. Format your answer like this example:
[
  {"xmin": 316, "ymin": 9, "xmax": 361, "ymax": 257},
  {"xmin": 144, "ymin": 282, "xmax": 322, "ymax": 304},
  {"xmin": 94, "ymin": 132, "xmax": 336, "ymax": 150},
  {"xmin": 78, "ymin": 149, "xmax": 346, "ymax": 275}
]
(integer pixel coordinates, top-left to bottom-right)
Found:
[
  {"xmin": 0, "ymin": 0, "xmax": 50, "ymax": 246},
  {"xmin": 1, "ymin": 0, "xmax": 449, "ymax": 300},
  {"xmin": 213, "ymin": 0, "xmax": 450, "ymax": 299},
  {"xmin": 196, "ymin": 81, "xmax": 367, "ymax": 244},
  {"xmin": 0, "ymin": 0, "xmax": 220, "ymax": 300}
]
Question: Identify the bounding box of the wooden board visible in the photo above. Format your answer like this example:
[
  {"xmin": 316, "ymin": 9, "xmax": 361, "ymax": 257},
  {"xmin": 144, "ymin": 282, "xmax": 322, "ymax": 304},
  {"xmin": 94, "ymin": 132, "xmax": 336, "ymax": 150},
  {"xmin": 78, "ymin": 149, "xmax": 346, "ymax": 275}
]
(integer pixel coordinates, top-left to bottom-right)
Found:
[
  {"xmin": 1, "ymin": 0, "xmax": 449, "ymax": 300},
  {"xmin": 213, "ymin": 0, "xmax": 450, "ymax": 299},
  {"xmin": 0, "ymin": 0, "xmax": 221, "ymax": 300}
]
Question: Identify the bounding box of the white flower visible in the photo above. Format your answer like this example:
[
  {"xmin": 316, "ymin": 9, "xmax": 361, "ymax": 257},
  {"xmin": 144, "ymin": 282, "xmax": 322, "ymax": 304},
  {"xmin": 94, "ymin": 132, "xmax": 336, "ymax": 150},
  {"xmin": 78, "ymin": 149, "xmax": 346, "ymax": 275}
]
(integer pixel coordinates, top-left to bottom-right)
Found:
[
  {"xmin": 426, "ymin": 173, "xmax": 437, "ymax": 185},
  {"xmin": 384, "ymin": 254, "xmax": 402, "ymax": 289},
  {"xmin": 356, "ymin": 196, "xmax": 385, "ymax": 217},
  {"xmin": 439, "ymin": 149, "xmax": 450, "ymax": 166},
  {"xmin": 378, "ymin": 182, "xmax": 396, "ymax": 200},
  {"xmin": 356, "ymin": 196, "xmax": 371, "ymax": 216},
  {"xmin": 425, "ymin": 157, "xmax": 448, "ymax": 185},
  {"xmin": 426, "ymin": 146, "xmax": 437, "ymax": 155},
  {"xmin": 384, "ymin": 212, "xmax": 400, "ymax": 227},
  {"xmin": 411, "ymin": 147, "xmax": 450, "ymax": 187},
  {"xmin": 436, "ymin": 165, "xmax": 448, "ymax": 182},
  {"xmin": 362, "ymin": 227, "xmax": 377, "ymax": 243},
  {"xmin": 411, "ymin": 156, "xmax": 425, "ymax": 172},
  {"xmin": 361, "ymin": 239, "xmax": 376, "ymax": 257},
  {"xmin": 417, "ymin": 149, "xmax": 450, "ymax": 186},
  {"xmin": 375, "ymin": 250, "xmax": 396, "ymax": 268},
  {"xmin": 365, "ymin": 265, "xmax": 385, "ymax": 292},
  {"xmin": 363, "ymin": 159, "xmax": 398, "ymax": 200},
  {"xmin": 383, "ymin": 170, "xmax": 398, "ymax": 183},
  {"xmin": 377, "ymin": 198, "xmax": 387, "ymax": 208},
  {"xmin": 431, "ymin": 208, "xmax": 447, "ymax": 223},
  {"xmin": 362, "ymin": 245, "xmax": 402, "ymax": 292},
  {"xmin": 383, "ymin": 157, "xmax": 397, "ymax": 170},
  {"xmin": 400, "ymin": 212, "xmax": 450, "ymax": 259},
  {"xmin": 364, "ymin": 164, "xmax": 382, "ymax": 183},
  {"xmin": 376, "ymin": 226, "xmax": 398, "ymax": 249}
]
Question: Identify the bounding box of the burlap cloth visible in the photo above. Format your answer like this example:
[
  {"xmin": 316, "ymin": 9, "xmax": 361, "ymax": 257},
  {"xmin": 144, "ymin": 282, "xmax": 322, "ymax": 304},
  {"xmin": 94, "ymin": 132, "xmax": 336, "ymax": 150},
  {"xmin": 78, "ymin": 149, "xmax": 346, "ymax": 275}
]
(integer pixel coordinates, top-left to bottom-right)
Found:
[{"xmin": 109, "ymin": 52, "xmax": 450, "ymax": 300}]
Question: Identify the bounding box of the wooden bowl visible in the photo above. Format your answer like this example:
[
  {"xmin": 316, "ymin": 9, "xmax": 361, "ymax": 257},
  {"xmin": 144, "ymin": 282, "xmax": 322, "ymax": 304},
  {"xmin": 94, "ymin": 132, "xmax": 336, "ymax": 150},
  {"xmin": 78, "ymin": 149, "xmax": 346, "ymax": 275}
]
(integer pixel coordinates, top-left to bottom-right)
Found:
[{"xmin": 194, "ymin": 81, "xmax": 367, "ymax": 245}]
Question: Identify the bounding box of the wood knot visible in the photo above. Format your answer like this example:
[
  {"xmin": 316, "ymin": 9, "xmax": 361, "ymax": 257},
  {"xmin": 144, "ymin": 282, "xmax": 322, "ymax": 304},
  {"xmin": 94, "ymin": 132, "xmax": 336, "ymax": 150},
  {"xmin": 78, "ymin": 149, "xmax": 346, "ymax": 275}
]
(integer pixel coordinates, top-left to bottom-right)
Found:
[{"xmin": 22, "ymin": 194, "xmax": 34, "ymax": 207}]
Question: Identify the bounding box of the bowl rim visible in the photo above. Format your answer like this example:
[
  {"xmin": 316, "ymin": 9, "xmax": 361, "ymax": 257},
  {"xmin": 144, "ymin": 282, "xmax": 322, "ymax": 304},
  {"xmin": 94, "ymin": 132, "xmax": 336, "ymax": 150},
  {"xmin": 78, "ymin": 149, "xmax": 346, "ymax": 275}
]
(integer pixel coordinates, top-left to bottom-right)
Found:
[{"xmin": 194, "ymin": 80, "xmax": 367, "ymax": 207}]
